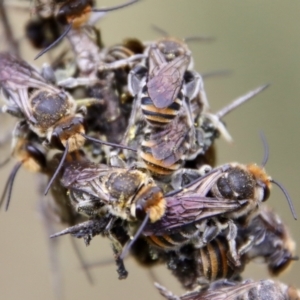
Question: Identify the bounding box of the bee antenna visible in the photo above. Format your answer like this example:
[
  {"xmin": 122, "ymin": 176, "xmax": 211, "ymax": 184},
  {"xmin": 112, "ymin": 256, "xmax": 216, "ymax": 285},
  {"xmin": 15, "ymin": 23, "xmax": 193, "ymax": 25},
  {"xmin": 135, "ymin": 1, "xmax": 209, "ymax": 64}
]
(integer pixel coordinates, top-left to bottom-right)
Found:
[
  {"xmin": 292, "ymin": 255, "xmax": 299, "ymax": 261},
  {"xmin": 216, "ymin": 84, "xmax": 270, "ymax": 120},
  {"xmin": 80, "ymin": 258, "xmax": 116, "ymax": 270},
  {"xmin": 259, "ymin": 131, "xmax": 269, "ymax": 167},
  {"xmin": 92, "ymin": 0, "xmax": 141, "ymax": 12},
  {"xmin": 34, "ymin": 22, "xmax": 73, "ymax": 60},
  {"xmin": 0, "ymin": 156, "xmax": 11, "ymax": 168},
  {"xmin": 44, "ymin": 142, "xmax": 69, "ymax": 196},
  {"xmin": 151, "ymin": 24, "xmax": 169, "ymax": 37},
  {"xmin": 69, "ymin": 237, "xmax": 94, "ymax": 285},
  {"xmin": 270, "ymin": 178, "xmax": 297, "ymax": 220},
  {"xmin": 80, "ymin": 133, "xmax": 137, "ymax": 152},
  {"xmin": 201, "ymin": 69, "xmax": 233, "ymax": 80},
  {"xmin": 184, "ymin": 35, "xmax": 215, "ymax": 43},
  {"xmin": 0, "ymin": 161, "xmax": 23, "ymax": 211},
  {"xmin": 120, "ymin": 213, "xmax": 150, "ymax": 260}
]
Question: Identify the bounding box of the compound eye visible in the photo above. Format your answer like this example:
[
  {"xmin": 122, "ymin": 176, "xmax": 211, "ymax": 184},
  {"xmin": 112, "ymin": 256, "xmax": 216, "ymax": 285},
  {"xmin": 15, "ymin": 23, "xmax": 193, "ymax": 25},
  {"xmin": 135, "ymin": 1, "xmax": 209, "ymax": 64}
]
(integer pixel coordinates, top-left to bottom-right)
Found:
[
  {"xmin": 56, "ymin": 10, "xmax": 68, "ymax": 25},
  {"xmin": 135, "ymin": 204, "xmax": 146, "ymax": 221},
  {"xmin": 50, "ymin": 131, "xmax": 65, "ymax": 151},
  {"xmin": 26, "ymin": 144, "xmax": 47, "ymax": 169},
  {"xmin": 262, "ymin": 184, "xmax": 270, "ymax": 202}
]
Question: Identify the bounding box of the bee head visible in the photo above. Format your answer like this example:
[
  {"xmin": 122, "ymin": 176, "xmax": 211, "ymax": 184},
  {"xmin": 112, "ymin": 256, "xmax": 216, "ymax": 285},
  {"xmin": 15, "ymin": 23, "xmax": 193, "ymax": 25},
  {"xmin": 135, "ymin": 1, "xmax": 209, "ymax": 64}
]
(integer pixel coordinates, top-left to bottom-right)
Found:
[
  {"xmin": 247, "ymin": 164, "xmax": 271, "ymax": 202},
  {"xmin": 49, "ymin": 116, "xmax": 86, "ymax": 152},
  {"xmin": 56, "ymin": 0, "xmax": 94, "ymax": 27},
  {"xmin": 133, "ymin": 185, "xmax": 165, "ymax": 222},
  {"xmin": 157, "ymin": 38, "xmax": 188, "ymax": 61},
  {"xmin": 268, "ymin": 249, "xmax": 297, "ymax": 276},
  {"xmin": 247, "ymin": 164, "xmax": 297, "ymax": 220}
]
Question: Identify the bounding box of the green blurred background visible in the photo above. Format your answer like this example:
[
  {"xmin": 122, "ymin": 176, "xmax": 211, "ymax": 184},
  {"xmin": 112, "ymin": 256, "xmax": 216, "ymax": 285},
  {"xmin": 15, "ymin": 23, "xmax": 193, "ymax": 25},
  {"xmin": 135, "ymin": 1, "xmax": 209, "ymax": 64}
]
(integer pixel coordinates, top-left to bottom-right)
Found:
[{"xmin": 0, "ymin": 0, "xmax": 300, "ymax": 299}]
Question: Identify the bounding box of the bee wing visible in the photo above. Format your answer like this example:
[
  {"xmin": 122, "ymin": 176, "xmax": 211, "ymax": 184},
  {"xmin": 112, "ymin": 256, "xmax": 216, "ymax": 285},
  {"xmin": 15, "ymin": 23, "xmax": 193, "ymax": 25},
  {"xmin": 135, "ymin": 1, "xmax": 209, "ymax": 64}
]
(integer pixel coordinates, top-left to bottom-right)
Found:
[
  {"xmin": 0, "ymin": 53, "xmax": 59, "ymax": 121},
  {"xmin": 144, "ymin": 168, "xmax": 241, "ymax": 234},
  {"xmin": 0, "ymin": 52, "xmax": 57, "ymax": 91},
  {"xmin": 61, "ymin": 161, "xmax": 109, "ymax": 187},
  {"xmin": 50, "ymin": 217, "xmax": 112, "ymax": 240},
  {"xmin": 168, "ymin": 166, "xmax": 224, "ymax": 197},
  {"xmin": 148, "ymin": 121, "xmax": 189, "ymax": 166},
  {"xmin": 147, "ymin": 45, "xmax": 167, "ymax": 75},
  {"xmin": 147, "ymin": 54, "xmax": 190, "ymax": 109},
  {"xmin": 155, "ymin": 280, "xmax": 259, "ymax": 300},
  {"xmin": 143, "ymin": 195, "xmax": 241, "ymax": 235},
  {"xmin": 183, "ymin": 281, "xmax": 260, "ymax": 300}
]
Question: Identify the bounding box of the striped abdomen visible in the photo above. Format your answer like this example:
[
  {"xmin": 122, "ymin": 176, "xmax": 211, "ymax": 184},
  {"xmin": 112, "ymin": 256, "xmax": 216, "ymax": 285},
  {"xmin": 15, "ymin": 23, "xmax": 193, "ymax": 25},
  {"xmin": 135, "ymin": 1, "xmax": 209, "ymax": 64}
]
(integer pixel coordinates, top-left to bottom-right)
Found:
[
  {"xmin": 197, "ymin": 237, "xmax": 237, "ymax": 282},
  {"xmin": 140, "ymin": 142, "xmax": 183, "ymax": 177},
  {"xmin": 141, "ymin": 85, "xmax": 182, "ymax": 126},
  {"xmin": 146, "ymin": 223, "xmax": 198, "ymax": 249},
  {"xmin": 140, "ymin": 116, "xmax": 190, "ymax": 178}
]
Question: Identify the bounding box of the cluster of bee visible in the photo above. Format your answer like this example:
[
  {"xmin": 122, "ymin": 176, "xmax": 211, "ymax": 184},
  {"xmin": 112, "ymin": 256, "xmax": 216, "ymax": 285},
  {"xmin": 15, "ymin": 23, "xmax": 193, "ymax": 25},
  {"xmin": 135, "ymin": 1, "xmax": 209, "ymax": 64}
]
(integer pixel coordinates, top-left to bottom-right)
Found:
[{"xmin": 0, "ymin": 0, "xmax": 299, "ymax": 299}]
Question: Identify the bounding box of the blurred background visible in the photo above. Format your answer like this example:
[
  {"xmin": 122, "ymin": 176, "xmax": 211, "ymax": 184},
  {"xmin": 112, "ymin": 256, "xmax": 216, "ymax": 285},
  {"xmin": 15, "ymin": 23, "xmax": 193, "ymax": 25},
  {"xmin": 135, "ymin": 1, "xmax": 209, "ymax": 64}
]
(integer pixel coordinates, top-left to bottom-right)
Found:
[{"xmin": 0, "ymin": 0, "xmax": 299, "ymax": 299}]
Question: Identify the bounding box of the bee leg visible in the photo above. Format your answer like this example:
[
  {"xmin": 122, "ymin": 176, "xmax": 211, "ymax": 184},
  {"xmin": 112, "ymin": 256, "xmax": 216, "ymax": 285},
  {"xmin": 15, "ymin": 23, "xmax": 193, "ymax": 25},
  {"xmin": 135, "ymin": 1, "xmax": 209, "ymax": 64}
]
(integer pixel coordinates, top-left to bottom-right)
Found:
[
  {"xmin": 202, "ymin": 223, "xmax": 220, "ymax": 244},
  {"xmin": 77, "ymin": 201, "xmax": 104, "ymax": 217},
  {"xmin": 58, "ymin": 77, "xmax": 98, "ymax": 89},
  {"xmin": 225, "ymin": 220, "xmax": 240, "ymax": 267},
  {"xmin": 41, "ymin": 63, "xmax": 56, "ymax": 84},
  {"xmin": 109, "ymin": 155, "xmax": 127, "ymax": 168},
  {"xmin": 184, "ymin": 71, "xmax": 209, "ymax": 112},
  {"xmin": 196, "ymin": 276, "xmax": 211, "ymax": 287},
  {"xmin": 154, "ymin": 282, "xmax": 180, "ymax": 300},
  {"xmin": 98, "ymin": 54, "xmax": 145, "ymax": 72},
  {"xmin": 2, "ymin": 105, "xmax": 24, "ymax": 118},
  {"xmin": 105, "ymin": 219, "xmax": 129, "ymax": 279},
  {"xmin": 182, "ymin": 96, "xmax": 196, "ymax": 148},
  {"xmin": 205, "ymin": 113, "xmax": 233, "ymax": 143},
  {"xmin": 237, "ymin": 235, "xmax": 256, "ymax": 256},
  {"xmin": 128, "ymin": 64, "xmax": 147, "ymax": 96},
  {"xmin": 91, "ymin": 26, "xmax": 104, "ymax": 49},
  {"xmin": 171, "ymin": 166, "xmax": 212, "ymax": 189},
  {"xmin": 121, "ymin": 95, "xmax": 141, "ymax": 145},
  {"xmin": 115, "ymin": 255, "xmax": 128, "ymax": 279},
  {"xmin": 110, "ymin": 238, "xmax": 128, "ymax": 279}
]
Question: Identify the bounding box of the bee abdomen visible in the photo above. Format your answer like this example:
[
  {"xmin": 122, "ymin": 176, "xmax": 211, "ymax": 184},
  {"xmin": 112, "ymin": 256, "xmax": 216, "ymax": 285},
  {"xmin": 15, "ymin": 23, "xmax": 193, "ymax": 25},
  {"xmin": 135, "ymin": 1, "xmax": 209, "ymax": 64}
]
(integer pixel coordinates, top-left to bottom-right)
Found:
[
  {"xmin": 141, "ymin": 95, "xmax": 181, "ymax": 126},
  {"xmin": 198, "ymin": 238, "xmax": 235, "ymax": 281},
  {"xmin": 140, "ymin": 145, "xmax": 182, "ymax": 176},
  {"xmin": 147, "ymin": 231, "xmax": 190, "ymax": 250}
]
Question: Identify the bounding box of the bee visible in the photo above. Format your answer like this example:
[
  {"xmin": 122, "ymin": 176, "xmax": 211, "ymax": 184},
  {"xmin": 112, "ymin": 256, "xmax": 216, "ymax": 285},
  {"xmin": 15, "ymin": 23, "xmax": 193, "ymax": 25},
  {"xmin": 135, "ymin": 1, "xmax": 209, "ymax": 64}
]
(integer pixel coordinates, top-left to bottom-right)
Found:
[
  {"xmin": 0, "ymin": 120, "xmax": 46, "ymax": 209},
  {"xmin": 237, "ymin": 206, "xmax": 297, "ymax": 276},
  {"xmin": 125, "ymin": 30, "xmax": 269, "ymax": 180},
  {"xmin": 35, "ymin": 151, "xmax": 96, "ymax": 297},
  {"xmin": 0, "ymin": 52, "xmax": 135, "ymax": 197},
  {"xmin": 60, "ymin": 157, "xmax": 165, "ymax": 223},
  {"xmin": 126, "ymin": 37, "xmax": 202, "ymax": 131},
  {"xmin": 48, "ymin": 155, "xmax": 166, "ymax": 278},
  {"xmin": 161, "ymin": 207, "xmax": 297, "ymax": 290},
  {"xmin": 165, "ymin": 237, "xmax": 246, "ymax": 290},
  {"xmin": 32, "ymin": 0, "xmax": 142, "ymax": 59},
  {"xmin": 25, "ymin": 14, "xmax": 62, "ymax": 51},
  {"xmin": 155, "ymin": 279, "xmax": 300, "ymax": 300},
  {"xmin": 0, "ymin": 0, "xmax": 20, "ymax": 56},
  {"xmin": 57, "ymin": 33, "xmax": 144, "ymax": 144},
  {"xmin": 143, "ymin": 162, "xmax": 296, "ymax": 267},
  {"xmin": 138, "ymin": 83, "xmax": 268, "ymax": 181},
  {"xmin": 54, "ymin": 14, "xmax": 145, "ymax": 145}
]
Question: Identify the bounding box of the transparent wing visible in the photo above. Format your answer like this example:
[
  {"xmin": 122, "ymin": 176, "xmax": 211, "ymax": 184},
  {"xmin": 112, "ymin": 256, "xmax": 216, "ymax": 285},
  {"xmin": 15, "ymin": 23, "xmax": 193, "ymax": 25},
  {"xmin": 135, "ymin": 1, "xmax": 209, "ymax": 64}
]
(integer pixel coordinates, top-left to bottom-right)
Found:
[
  {"xmin": 0, "ymin": 52, "xmax": 58, "ymax": 121},
  {"xmin": 143, "ymin": 195, "xmax": 241, "ymax": 235},
  {"xmin": 61, "ymin": 160, "xmax": 109, "ymax": 187},
  {"xmin": 147, "ymin": 48, "xmax": 190, "ymax": 108},
  {"xmin": 146, "ymin": 120, "xmax": 190, "ymax": 166}
]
